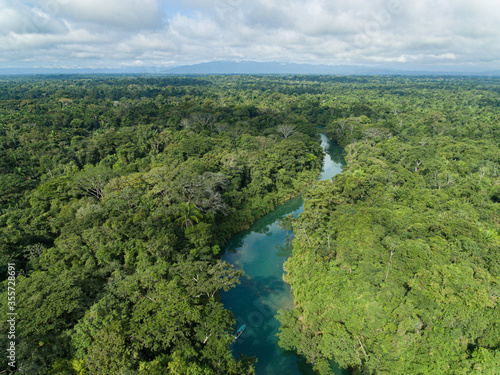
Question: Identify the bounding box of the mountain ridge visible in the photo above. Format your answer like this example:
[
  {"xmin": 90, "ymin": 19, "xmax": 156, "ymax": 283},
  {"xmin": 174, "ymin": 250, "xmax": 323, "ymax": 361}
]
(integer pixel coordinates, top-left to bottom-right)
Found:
[{"xmin": 1, "ymin": 61, "xmax": 499, "ymax": 76}]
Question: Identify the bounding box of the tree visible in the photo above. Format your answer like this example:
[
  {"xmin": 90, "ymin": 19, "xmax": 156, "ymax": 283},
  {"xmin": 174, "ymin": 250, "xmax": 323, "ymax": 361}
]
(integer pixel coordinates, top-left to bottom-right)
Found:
[
  {"xmin": 74, "ymin": 164, "xmax": 116, "ymax": 201},
  {"xmin": 177, "ymin": 172, "xmax": 230, "ymax": 215},
  {"xmin": 276, "ymin": 124, "xmax": 296, "ymax": 139},
  {"xmin": 175, "ymin": 202, "xmax": 203, "ymax": 229},
  {"xmin": 214, "ymin": 122, "xmax": 229, "ymax": 134}
]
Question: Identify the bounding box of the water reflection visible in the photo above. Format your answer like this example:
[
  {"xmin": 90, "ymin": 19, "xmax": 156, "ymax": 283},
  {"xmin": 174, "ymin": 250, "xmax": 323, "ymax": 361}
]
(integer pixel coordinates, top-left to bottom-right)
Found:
[{"xmin": 222, "ymin": 134, "xmax": 347, "ymax": 375}]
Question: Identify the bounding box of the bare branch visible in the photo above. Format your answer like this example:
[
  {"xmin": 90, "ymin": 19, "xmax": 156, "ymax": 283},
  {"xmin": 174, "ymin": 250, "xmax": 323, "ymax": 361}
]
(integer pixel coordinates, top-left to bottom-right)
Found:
[{"xmin": 277, "ymin": 124, "xmax": 296, "ymax": 139}]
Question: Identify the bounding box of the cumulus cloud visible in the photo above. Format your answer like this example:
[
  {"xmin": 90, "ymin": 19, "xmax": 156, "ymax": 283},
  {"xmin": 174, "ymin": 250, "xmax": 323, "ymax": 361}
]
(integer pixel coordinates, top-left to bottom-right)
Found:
[
  {"xmin": 56, "ymin": 0, "xmax": 165, "ymax": 29},
  {"xmin": 0, "ymin": 0, "xmax": 499, "ymax": 70}
]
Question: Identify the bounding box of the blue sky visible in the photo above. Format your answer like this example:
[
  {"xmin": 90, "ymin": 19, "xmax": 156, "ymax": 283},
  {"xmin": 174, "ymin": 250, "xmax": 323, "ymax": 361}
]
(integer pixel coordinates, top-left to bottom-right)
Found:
[{"xmin": 1, "ymin": 0, "xmax": 499, "ymax": 72}]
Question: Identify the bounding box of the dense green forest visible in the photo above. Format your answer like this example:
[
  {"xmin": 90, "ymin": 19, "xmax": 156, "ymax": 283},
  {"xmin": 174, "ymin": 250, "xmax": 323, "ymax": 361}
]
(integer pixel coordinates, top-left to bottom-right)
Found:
[
  {"xmin": 0, "ymin": 75, "xmax": 499, "ymax": 374},
  {"xmin": 277, "ymin": 77, "xmax": 500, "ymax": 374},
  {"xmin": 0, "ymin": 75, "xmax": 324, "ymax": 374}
]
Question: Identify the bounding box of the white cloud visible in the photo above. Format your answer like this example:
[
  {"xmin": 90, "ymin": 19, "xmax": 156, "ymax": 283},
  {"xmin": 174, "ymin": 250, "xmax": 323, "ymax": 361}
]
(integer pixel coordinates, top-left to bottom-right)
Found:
[
  {"xmin": 0, "ymin": 0, "xmax": 499, "ymax": 71},
  {"xmin": 56, "ymin": 0, "xmax": 165, "ymax": 29}
]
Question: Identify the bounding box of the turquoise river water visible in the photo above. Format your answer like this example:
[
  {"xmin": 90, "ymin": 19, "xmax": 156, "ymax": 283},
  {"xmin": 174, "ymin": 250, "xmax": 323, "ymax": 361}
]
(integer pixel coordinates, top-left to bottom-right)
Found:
[{"xmin": 221, "ymin": 134, "xmax": 349, "ymax": 375}]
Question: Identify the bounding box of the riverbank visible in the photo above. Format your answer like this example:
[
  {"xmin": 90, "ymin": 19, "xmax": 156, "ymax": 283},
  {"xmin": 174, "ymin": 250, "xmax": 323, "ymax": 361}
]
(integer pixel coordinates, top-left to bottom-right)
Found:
[{"xmin": 221, "ymin": 134, "xmax": 347, "ymax": 375}]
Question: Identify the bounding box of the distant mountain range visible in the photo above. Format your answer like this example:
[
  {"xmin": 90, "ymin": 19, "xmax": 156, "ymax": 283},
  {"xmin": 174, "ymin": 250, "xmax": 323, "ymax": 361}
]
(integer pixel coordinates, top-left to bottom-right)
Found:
[
  {"xmin": 164, "ymin": 61, "xmax": 500, "ymax": 76},
  {"xmin": 1, "ymin": 61, "xmax": 499, "ymax": 76},
  {"xmin": 166, "ymin": 61, "xmax": 376, "ymax": 75}
]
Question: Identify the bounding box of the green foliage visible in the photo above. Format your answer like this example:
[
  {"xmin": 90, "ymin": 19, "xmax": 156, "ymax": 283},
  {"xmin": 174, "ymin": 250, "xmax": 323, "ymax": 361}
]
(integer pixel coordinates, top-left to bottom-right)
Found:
[
  {"xmin": 278, "ymin": 76, "xmax": 500, "ymax": 374},
  {"xmin": 2, "ymin": 75, "xmax": 499, "ymax": 374},
  {"xmin": 0, "ymin": 75, "xmax": 321, "ymax": 374},
  {"xmin": 175, "ymin": 202, "xmax": 203, "ymax": 229}
]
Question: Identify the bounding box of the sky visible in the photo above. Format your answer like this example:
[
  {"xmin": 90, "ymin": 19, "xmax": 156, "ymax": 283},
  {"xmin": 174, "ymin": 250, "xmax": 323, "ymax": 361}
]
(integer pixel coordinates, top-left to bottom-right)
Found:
[{"xmin": 1, "ymin": 0, "xmax": 500, "ymax": 72}]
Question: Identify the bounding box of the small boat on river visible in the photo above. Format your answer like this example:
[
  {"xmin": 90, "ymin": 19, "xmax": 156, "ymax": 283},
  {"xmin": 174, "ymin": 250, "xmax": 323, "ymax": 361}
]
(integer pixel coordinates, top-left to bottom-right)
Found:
[{"xmin": 234, "ymin": 324, "xmax": 246, "ymax": 340}]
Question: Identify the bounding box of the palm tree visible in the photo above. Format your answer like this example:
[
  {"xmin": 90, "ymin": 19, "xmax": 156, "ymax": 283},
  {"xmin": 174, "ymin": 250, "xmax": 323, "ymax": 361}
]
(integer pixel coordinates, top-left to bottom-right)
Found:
[{"xmin": 175, "ymin": 202, "xmax": 203, "ymax": 229}]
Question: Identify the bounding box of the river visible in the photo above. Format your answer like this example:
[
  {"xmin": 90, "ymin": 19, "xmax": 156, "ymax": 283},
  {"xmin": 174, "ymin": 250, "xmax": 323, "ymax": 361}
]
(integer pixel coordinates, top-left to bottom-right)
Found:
[{"xmin": 221, "ymin": 134, "xmax": 348, "ymax": 375}]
